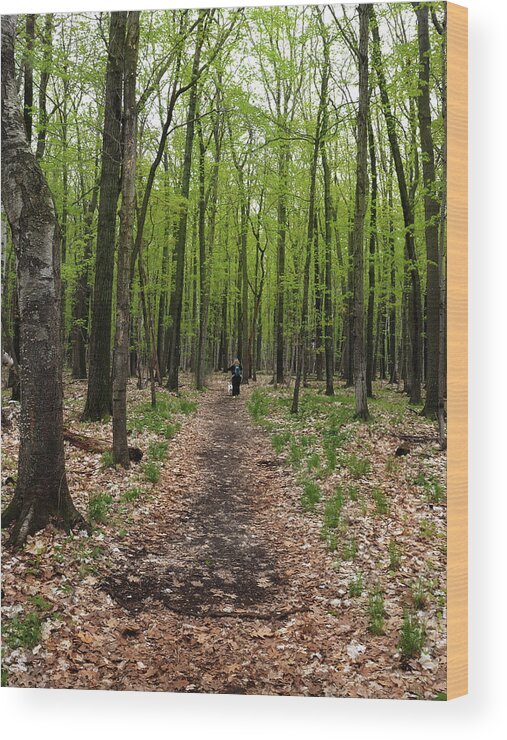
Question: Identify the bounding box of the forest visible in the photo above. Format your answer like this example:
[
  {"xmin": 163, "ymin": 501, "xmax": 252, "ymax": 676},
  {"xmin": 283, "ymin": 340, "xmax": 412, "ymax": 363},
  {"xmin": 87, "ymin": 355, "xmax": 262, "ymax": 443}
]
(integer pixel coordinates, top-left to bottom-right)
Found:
[{"xmin": 1, "ymin": 3, "xmax": 448, "ymax": 698}]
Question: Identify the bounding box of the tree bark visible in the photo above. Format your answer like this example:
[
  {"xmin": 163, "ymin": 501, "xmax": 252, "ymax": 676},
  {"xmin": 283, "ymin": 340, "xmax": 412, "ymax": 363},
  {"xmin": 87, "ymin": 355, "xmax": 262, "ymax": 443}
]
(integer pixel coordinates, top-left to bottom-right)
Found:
[
  {"xmin": 366, "ymin": 119, "xmax": 377, "ymax": 397},
  {"xmin": 1, "ymin": 15, "xmax": 86, "ymax": 547},
  {"xmin": 351, "ymin": 4, "xmax": 370, "ymax": 420},
  {"xmin": 112, "ymin": 11, "xmax": 140, "ymax": 467},
  {"xmin": 82, "ymin": 12, "xmax": 127, "ymax": 420},
  {"xmin": 413, "ymin": 3, "xmax": 440, "ymax": 417}
]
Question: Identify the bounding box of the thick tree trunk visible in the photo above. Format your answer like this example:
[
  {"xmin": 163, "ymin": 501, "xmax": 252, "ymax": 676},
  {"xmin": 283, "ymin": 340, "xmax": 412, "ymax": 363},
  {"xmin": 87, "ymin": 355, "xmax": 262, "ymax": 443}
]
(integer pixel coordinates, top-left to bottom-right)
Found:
[
  {"xmin": 351, "ymin": 4, "xmax": 370, "ymax": 420},
  {"xmin": 414, "ymin": 3, "xmax": 440, "ymax": 418},
  {"xmin": 112, "ymin": 11, "xmax": 140, "ymax": 467},
  {"xmin": 82, "ymin": 12, "xmax": 127, "ymax": 420},
  {"xmin": 1, "ymin": 15, "xmax": 86, "ymax": 547}
]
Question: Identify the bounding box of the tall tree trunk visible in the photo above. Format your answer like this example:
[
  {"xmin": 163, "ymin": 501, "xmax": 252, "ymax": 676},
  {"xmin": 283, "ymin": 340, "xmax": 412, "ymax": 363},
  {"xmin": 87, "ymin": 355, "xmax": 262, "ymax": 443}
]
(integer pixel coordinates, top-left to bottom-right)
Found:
[
  {"xmin": 366, "ymin": 119, "xmax": 377, "ymax": 397},
  {"xmin": 71, "ymin": 186, "xmax": 98, "ymax": 378},
  {"xmin": 414, "ymin": 2, "xmax": 440, "ymax": 417},
  {"xmin": 371, "ymin": 8, "xmax": 422, "ymax": 404},
  {"xmin": 352, "ymin": 4, "xmax": 370, "ymax": 420},
  {"xmin": 275, "ymin": 145, "xmax": 288, "ymax": 385},
  {"xmin": 112, "ymin": 11, "xmax": 140, "ymax": 467},
  {"xmin": 167, "ymin": 13, "xmax": 204, "ymax": 391},
  {"xmin": 319, "ymin": 29, "xmax": 334, "ymax": 397},
  {"xmin": 83, "ymin": 12, "xmax": 127, "ymax": 420},
  {"xmin": 1, "ymin": 15, "xmax": 86, "ymax": 547}
]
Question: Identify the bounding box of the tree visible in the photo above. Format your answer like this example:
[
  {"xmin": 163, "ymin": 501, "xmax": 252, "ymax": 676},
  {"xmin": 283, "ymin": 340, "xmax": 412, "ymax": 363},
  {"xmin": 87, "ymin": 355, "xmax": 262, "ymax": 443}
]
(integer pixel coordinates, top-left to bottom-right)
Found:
[
  {"xmin": 1, "ymin": 15, "xmax": 86, "ymax": 547},
  {"xmin": 351, "ymin": 3, "xmax": 370, "ymax": 420},
  {"xmin": 82, "ymin": 12, "xmax": 127, "ymax": 420},
  {"xmin": 112, "ymin": 11, "xmax": 140, "ymax": 467},
  {"xmin": 371, "ymin": 7, "xmax": 423, "ymax": 405},
  {"xmin": 413, "ymin": 2, "xmax": 440, "ymax": 418},
  {"xmin": 167, "ymin": 10, "xmax": 206, "ymax": 392}
]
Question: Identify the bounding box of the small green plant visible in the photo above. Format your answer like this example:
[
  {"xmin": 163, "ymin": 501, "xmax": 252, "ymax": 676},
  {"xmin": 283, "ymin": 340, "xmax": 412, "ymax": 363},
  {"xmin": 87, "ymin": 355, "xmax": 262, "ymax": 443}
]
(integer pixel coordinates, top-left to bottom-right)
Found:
[
  {"xmin": 348, "ymin": 572, "xmax": 363, "ymax": 597},
  {"xmin": 368, "ymin": 588, "xmax": 386, "ymax": 635},
  {"xmin": 306, "ymin": 452, "xmax": 321, "ymax": 473},
  {"xmin": 342, "ymin": 537, "xmax": 358, "ymax": 561},
  {"xmin": 247, "ymin": 389, "xmax": 270, "ymax": 422},
  {"xmin": 348, "ymin": 485, "xmax": 359, "ymax": 502},
  {"xmin": 323, "ymin": 488, "xmax": 345, "ymax": 529},
  {"xmin": 372, "ymin": 487, "xmax": 389, "ymax": 516},
  {"xmin": 411, "ymin": 577, "xmax": 428, "ymax": 610},
  {"xmin": 29, "ymin": 595, "xmax": 52, "ymax": 612},
  {"xmin": 148, "ymin": 440, "xmax": 168, "ymax": 462},
  {"xmin": 3, "ymin": 611, "xmax": 43, "ymax": 649},
  {"xmin": 388, "ymin": 538, "xmax": 402, "ymax": 570},
  {"xmin": 1, "ymin": 668, "xmax": 8, "ymax": 687},
  {"xmin": 419, "ymin": 519, "xmax": 437, "ymax": 539},
  {"xmin": 164, "ymin": 421, "xmax": 181, "ymax": 439},
  {"xmin": 88, "ymin": 492, "xmax": 113, "ymax": 524},
  {"xmin": 300, "ymin": 479, "xmax": 321, "ymax": 511},
  {"xmin": 100, "ymin": 451, "xmax": 115, "ymax": 468},
  {"xmin": 346, "ymin": 455, "xmax": 371, "ymax": 479},
  {"xmin": 143, "ymin": 461, "xmax": 161, "ymax": 484},
  {"xmin": 271, "ymin": 432, "xmax": 290, "ymax": 454},
  {"xmin": 326, "ymin": 532, "xmax": 338, "ymax": 552},
  {"xmin": 398, "ymin": 610, "xmax": 426, "ymax": 661},
  {"xmin": 415, "ymin": 473, "xmax": 446, "ymax": 504},
  {"xmin": 289, "ymin": 442, "xmax": 304, "ymax": 469},
  {"xmin": 121, "ymin": 486, "xmax": 143, "ymax": 502},
  {"xmin": 176, "ymin": 397, "xmax": 197, "ymax": 415},
  {"xmin": 323, "ymin": 442, "xmax": 337, "ymax": 472}
]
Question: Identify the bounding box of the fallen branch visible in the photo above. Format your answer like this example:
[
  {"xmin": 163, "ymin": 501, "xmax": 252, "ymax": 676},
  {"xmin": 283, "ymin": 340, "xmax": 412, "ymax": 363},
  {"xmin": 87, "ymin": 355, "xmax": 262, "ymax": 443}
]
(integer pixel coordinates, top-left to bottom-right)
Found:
[{"xmin": 63, "ymin": 429, "xmax": 143, "ymax": 462}]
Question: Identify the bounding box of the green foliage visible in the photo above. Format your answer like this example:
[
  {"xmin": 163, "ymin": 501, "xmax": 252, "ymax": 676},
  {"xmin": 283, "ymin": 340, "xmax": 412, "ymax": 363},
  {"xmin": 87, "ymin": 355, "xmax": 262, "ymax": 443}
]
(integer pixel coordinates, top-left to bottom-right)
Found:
[
  {"xmin": 100, "ymin": 451, "xmax": 114, "ymax": 468},
  {"xmin": 368, "ymin": 588, "xmax": 386, "ymax": 635},
  {"xmin": 3, "ymin": 611, "xmax": 43, "ymax": 649},
  {"xmin": 388, "ymin": 538, "xmax": 402, "ymax": 570},
  {"xmin": 345, "ymin": 455, "xmax": 371, "ymax": 479},
  {"xmin": 348, "ymin": 572, "xmax": 363, "ymax": 597},
  {"xmin": 289, "ymin": 441, "xmax": 304, "ymax": 470},
  {"xmin": 121, "ymin": 486, "xmax": 144, "ymax": 502},
  {"xmin": 143, "ymin": 461, "xmax": 161, "ymax": 484},
  {"xmin": 342, "ymin": 537, "xmax": 358, "ymax": 561},
  {"xmin": 372, "ymin": 487, "xmax": 389, "ymax": 516},
  {"xmin": 88, "ymin": 492, "xmax": 113, "ymax": 524},
  {"xmin": 148, "ymin": 440, "xmax": 168, "ymax": 461},
  {"xmin": 271, "ymin": 431, "xmax": 290, "ymax": 454},
  {"xmin": 300, "ymin": 479, "xmax": 321, "ymax": 511},
  {"xmin": 398, "ymin": 611, "xmax": 426, "ymax": 661},
  {"xmin": 411, "ymin": 577, "xmax": 429, "ymax": 610},
  {"xmin": 247, "ymin": 389, "xmax": 270, "ymax": 422},
  {"xmin": 323, "ymin": 487, "xmax": 345, "ymax": 529},
  {"xmin": 415, "ymin": 474, "xmax": 446, "ymax": 504},
  {"xmin": 419, "ymin": 519, "xmax": 437, "ymax": 539}
]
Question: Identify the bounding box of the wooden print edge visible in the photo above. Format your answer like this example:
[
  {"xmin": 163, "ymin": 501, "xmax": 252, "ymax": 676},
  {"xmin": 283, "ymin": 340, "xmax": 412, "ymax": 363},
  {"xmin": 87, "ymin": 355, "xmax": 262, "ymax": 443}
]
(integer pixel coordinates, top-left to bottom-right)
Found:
[{"xmin": 446, "ymin": 0, "xmax": 468, "ymax": 701}]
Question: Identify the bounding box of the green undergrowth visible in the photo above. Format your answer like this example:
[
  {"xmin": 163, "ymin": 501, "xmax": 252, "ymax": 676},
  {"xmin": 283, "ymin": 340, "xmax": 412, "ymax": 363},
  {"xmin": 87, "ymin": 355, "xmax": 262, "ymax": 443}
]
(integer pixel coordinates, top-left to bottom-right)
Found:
[{"xmin": 247, "ymin": 380, "xmax": 445, "ymax": 671}]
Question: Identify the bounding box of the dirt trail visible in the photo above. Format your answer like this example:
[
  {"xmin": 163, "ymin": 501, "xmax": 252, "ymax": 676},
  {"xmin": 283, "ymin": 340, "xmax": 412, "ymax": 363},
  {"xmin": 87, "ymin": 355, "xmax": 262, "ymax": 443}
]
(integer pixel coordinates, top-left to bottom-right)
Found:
[
  {"xmin": 104, "ymin": 383, "xmax": 291, "ymax": 619},
  {"xmin": 98, "ymin": 379, "xmax": 343, "ymax": 695}
]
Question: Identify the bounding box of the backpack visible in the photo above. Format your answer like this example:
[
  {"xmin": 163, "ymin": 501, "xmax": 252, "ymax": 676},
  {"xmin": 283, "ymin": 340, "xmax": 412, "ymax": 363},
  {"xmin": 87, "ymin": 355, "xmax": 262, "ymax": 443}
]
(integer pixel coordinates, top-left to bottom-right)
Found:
[{"xmin": 234, "ymin": 364, "xmax": 241, "ymax": 378}]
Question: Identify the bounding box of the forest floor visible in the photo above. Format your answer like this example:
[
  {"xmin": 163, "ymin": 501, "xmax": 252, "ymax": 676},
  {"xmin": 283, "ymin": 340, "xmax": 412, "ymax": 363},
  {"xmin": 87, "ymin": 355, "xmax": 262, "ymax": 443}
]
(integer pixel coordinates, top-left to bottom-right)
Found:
[{"xmin": 1, "ymin": 374, "xmax": 446, "ymax": 698}]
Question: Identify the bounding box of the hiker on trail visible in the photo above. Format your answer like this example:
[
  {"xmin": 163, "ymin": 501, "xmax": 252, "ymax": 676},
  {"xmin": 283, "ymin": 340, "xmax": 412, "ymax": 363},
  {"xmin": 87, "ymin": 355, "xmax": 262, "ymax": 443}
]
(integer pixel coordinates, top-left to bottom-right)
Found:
[{"xmin": 225, "ymin": 358, "xmax": 243, "ymax": 397}]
